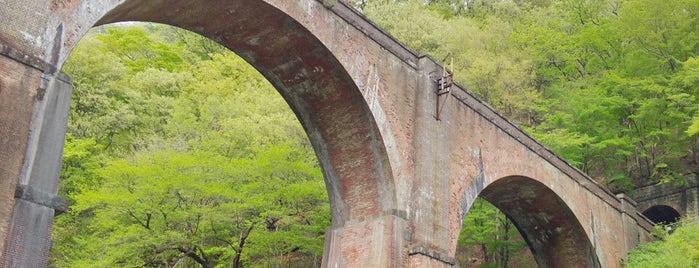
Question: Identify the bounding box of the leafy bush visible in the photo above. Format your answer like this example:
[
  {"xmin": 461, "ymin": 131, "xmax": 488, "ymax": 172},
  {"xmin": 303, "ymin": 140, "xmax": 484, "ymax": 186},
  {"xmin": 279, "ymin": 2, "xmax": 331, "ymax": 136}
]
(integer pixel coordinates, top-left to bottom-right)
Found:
[{"xmin": 626, "ymin": 219, "xmax": 699, "ymax": 268}]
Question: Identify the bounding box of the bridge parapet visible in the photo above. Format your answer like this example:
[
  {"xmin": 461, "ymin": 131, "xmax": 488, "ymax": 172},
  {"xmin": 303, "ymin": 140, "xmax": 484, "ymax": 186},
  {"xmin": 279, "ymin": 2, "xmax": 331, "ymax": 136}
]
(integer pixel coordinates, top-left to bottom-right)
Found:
[{"xmin": 616, "ymin": 194, "xmax": 654, "ymax": 252}]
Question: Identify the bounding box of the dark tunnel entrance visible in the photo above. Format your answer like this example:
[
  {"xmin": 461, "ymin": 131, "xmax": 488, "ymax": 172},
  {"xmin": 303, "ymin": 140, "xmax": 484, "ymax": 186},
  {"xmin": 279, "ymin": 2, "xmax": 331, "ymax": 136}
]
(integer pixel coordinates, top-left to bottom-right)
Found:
[{"xmin": 642, "ymin": 205, "xmax": 681, "ymax": 224}]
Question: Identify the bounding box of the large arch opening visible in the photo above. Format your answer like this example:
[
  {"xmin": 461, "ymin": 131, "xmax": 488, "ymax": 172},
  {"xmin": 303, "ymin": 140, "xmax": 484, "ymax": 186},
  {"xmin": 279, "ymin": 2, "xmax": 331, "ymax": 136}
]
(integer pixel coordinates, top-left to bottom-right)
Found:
[
  {"xmin": 642, "ymin": 205, "xmax": 681, "ymax": 225},
  {"xmin": 52, "ymin": 23, "xmax": 335, "ymax": 267},
  {"xmin": 49, "ymin": 0, "xmax": 396, "ymax": 266},
  {"xmin": 461, "ymin": 176, "xmax": 601, "ymax": 268},
  {"xmin": 63, "ymin": 0, "xmax": 395, "ymax": 231}
]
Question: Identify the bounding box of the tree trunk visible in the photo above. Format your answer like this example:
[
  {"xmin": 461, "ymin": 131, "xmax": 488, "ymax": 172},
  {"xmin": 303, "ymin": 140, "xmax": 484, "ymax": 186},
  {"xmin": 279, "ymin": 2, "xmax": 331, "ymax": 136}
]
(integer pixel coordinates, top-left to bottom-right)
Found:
[
  {"xmin": 481, "ymin": 243, "xmax": 489, "ymax": 264},
  {"xmin": 691, "ymin": 135, "xmax": 698, "ymax": 165},
  {"xmin": 232, "ymin": 222, "xmax": 256, "ymax": 268}
]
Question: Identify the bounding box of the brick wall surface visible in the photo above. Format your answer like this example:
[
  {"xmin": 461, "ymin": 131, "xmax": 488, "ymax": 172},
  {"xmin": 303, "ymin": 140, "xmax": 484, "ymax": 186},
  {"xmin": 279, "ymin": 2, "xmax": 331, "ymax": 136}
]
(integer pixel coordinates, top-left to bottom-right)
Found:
[{"xmin": 0, "ymin": 54, "xmax": 41, "ymax": 258}]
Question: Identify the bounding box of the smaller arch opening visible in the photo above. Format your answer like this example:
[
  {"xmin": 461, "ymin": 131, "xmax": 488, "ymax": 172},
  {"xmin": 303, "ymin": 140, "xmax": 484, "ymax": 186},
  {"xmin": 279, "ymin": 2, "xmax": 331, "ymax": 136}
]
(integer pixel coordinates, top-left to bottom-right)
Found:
[
  {"xmin": 642, "ymin": 205, "xmax": 681, "ymax": 225},
  {"xmin": 460, "ymin": 176, "xmax": 601, "ymax": 268}
]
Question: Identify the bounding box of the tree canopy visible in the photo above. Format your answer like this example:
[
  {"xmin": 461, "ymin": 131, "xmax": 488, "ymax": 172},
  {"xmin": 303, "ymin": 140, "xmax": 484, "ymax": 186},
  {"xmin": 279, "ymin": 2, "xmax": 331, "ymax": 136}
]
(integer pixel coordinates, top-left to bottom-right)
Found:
[{"xmin": 626, "ymin": 219, "xmax": 699, "ymax": 267}]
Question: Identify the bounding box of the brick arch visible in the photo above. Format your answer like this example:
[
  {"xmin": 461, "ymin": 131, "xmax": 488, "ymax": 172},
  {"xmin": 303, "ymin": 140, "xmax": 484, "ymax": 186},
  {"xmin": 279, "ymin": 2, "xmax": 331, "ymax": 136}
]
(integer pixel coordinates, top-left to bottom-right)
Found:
[
  {"xmin": 58, "ymin": 0, "xmax": 395, "ymax": 226},
  {"xmin": 642, "ymin": 205, "xmax": 681, "ymax": 224},
  {"xmin": 465, "ymin": 176, "xmax": 601, "ymax": 268}
]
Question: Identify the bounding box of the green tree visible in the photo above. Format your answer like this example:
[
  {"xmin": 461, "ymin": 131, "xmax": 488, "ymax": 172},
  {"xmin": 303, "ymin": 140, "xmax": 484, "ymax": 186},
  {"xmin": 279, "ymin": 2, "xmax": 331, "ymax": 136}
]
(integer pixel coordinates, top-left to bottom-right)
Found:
[
  {"xmin": 457, "ymin": 199, "xmax": 533, "ymax": 268},
  {"xmin": 63, "ymin": 25, "xmax": 196, "ymax": 153},
  {"xmin": 626, "ymin": 219, "xmax": 699, "ymax": 267},
  {"xmin": 614, "ymin": 0, "xmax": 699, "ymax": 74},
  {"xmin": 58, "ymin": 134, "xmax": 104, "ymax": 202}
]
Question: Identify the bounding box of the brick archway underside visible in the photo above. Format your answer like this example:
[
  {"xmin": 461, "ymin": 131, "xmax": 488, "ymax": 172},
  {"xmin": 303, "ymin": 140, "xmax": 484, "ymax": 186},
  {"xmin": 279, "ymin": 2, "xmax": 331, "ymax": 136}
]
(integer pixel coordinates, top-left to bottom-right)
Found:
[
  {"xmin": 90, "ymin": 0, "xmax": 395, "ymax": 226},
  {"xmin": 479, "ymin": 176, "xmax": 601, "ymax": 268}
]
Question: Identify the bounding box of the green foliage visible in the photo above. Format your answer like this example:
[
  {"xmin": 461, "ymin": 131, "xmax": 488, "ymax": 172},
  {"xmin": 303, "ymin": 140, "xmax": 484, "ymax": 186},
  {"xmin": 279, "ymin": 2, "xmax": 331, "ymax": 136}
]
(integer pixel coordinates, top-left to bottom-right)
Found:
[
  {"xmin": 689, "ymin": 116, "xmax": 699, "ymax": 137},
  {"xmin": 63, "ymin": 25, "xmax": 196, "ymax": 153},
  {"xmin": 626, "ymin": 220, "xmax": 699, "ymax": 267},
  {"xmin": 94, "ymin": 26, "xmax": 190, "ymax": 72},
  {"xmin": 59, "ymin": 134, "xmax": 104, "ymax": 201},
  {"xmin": 58, "ymin": 146, "xmax": 326, "ymax": 267}
]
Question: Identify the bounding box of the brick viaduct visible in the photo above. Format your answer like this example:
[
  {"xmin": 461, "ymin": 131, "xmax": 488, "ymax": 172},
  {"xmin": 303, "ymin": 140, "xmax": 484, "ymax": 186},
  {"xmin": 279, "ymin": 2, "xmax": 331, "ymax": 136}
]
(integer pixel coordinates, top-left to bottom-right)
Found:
[{"xmin": 0, "ymin": 1, "xmax": 654, "ymax": 267}]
